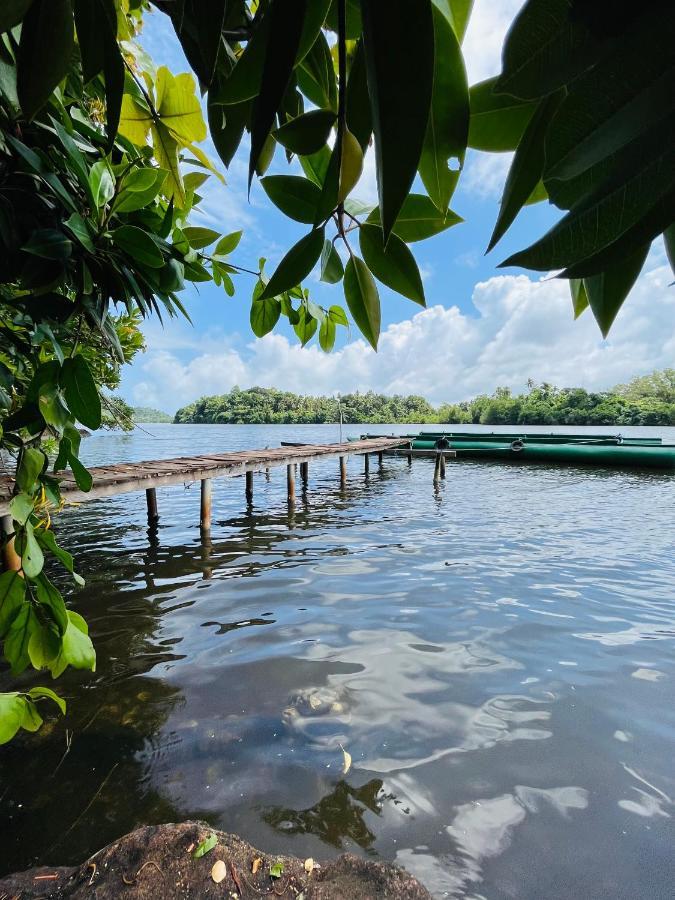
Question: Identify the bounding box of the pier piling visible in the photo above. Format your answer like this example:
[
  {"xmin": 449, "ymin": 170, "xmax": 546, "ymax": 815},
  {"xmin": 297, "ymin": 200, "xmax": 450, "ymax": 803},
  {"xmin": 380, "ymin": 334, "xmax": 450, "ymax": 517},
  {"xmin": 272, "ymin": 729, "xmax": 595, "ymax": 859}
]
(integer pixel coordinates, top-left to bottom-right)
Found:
[
  {"xmin": 200, "ymin": 478, "xmax": 212, "ymax": 529},
  {"xmin": 287, "ymin": 464, "xmax": 296, "ymax": 502},
  {"xmin": 245, "ymin": 470, "xmax": 254, "ymax": 503},
  {"xmin": 146, "ymin": 488, "xmax": 159, "ymax": 524}
]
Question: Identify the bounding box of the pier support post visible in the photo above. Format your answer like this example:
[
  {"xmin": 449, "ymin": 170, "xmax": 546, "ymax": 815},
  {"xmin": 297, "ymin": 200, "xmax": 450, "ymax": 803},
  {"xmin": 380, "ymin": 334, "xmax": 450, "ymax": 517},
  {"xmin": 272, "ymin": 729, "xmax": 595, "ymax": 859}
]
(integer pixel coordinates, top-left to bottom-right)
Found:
[
  {"xmin": 433, "ymin": 452, "xmax": 442, "ymax": 483},
  {"xmin": 287, "ymin": 464, "xmax": 295, "ymax": 502},
  {"xmin": 440, "ymin": 452, "xmax": 446, "ymax": 479},
  {"xmin": 340, "ymin": 455, "xmax": 347, "ymax": 485},
  {"xmin": 364, "ymin": 453, "xmax": 370, "ymax": 475},
  {"xmin": 378, "ymin": 452, "xmax": 384, "ymax": 468},
  {"xmin": 146, "ymin": 488, "xmax": 159, "ymax": 524},
  {"xmin": 245, "ymin": 470, "xmax": 254, "ymax": 503},
  {"xmin": 200, "ymin": 478, "xmax": 212, "ymax": 529},
  {"xmin": 1, "ymin": 514, "xmax": 21, "ymax": 572},
  {"xmin": 300, "ymin": 461, "xmax": 309, "ymax": 488}
]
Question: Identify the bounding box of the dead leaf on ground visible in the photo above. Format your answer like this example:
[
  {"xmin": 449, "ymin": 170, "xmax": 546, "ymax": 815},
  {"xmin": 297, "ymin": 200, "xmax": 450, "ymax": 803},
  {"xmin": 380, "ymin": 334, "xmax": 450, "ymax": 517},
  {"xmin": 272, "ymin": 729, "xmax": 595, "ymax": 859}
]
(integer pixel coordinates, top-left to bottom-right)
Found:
[
  {"xmin": 211, "ymin": 860, "xmax": 227, "ymax": 883},
  {"xmin": 252, "ymin": 857, "xmax": 262, "ymax": 874},
  {"xmin": 304, "ymin": 858, "xmax": 315, "ymax": 875}
]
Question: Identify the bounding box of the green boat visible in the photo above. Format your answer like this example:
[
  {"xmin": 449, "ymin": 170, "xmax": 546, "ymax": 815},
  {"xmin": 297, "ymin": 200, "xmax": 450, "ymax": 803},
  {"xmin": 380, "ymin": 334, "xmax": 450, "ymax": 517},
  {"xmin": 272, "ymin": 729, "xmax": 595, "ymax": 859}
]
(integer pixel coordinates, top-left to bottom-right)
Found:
[{"xmin": 358, "ymin": 432, "xmax": 675, "ymax": 470}]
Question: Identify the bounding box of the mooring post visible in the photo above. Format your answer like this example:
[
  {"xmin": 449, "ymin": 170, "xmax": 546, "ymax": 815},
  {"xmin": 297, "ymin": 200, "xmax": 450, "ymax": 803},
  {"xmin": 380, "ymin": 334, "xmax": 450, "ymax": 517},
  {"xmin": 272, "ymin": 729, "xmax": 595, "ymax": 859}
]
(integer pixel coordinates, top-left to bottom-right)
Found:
[
  {"xmin": 1, "ymin": 514, "xmax": 21, "ymax": 572},
  {"xmin": 378, "ymin": 451, "xmax": 384, "ymax": 468},
  {"xmin": 407, "ymin": 442, "xmax": 413, "ymax": 465},
  {"xmin": 300, "ymin": 461, "xmax": 309, "ymax": 488},
  {"xmin": 200, "ymin": 478, "xmax": 212, "ymax": 529},
  {"xmin": 245, "ymin": 470, "xmax": 254, "ymax": 503},
  {"xmin": 146, "ymin": 488, "xmax": 159, "ymax": 524},
  {"xmin": 433, "ymin": 452, "xmax": 442, "ymax": 483},
  {"xmin": 440, "ymin": 451, "xmax": 446, "ymax": 479},
  {"xmin": 364, "ymin": 453, "xmax": 370, "ymax": 475},
  {"xmin": 340, "ymin": 455, "xmax": 347, "ymax": 485},
  {"xmin": 287, "ymin": 463, "xmax": 295, "ymax": 502},
  {"xmin": 265, "ymin": 466, "xmax": 270, "ymax": 481}
]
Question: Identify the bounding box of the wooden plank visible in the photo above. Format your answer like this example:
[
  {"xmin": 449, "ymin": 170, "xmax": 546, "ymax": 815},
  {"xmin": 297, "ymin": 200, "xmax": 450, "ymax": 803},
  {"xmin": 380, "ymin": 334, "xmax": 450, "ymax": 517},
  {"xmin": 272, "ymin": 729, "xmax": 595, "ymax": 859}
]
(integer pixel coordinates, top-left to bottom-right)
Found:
[{"xmin": 0, "ymin": 438, "xmax": 408, "ymax": 515}]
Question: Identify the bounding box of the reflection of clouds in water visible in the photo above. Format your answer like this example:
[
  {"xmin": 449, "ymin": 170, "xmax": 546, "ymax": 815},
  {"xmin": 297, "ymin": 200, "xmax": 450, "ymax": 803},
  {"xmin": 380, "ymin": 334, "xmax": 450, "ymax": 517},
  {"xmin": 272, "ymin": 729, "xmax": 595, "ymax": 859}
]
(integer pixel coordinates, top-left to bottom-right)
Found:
[
  {"xmin": 294, "ymin": 629, "xmax": 549, "ymax": 774},
  {"xmin": 631, "ymin": 667, "xmax": 666, "ymax": 681},
  {"xmin": 576, "ymin": 622, "xmax": 675, "ymax": 647},
  {"xmin": 618, "ymin": 765, "xmax": 672, "ymax": 820},
  {"xmin": 396, "ymin": 785, "xmax": 589, "ymax": 899}
]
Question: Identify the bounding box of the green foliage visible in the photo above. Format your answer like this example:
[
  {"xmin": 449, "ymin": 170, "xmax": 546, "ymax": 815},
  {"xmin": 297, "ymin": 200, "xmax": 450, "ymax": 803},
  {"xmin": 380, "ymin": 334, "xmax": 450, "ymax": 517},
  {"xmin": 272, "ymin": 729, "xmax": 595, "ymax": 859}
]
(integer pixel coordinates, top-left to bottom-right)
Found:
[{"xmin": 132, "ymin": 407, "xmax": 173, "ymax": 423}]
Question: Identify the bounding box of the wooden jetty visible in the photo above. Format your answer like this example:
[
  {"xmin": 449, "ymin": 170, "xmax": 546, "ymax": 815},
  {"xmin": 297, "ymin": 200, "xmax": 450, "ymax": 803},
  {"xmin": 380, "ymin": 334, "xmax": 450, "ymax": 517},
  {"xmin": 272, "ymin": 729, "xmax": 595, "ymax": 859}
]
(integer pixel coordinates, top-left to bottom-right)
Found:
[{"xmin": 0, "ymin": 439, "xmax": 409, "ymax": 541}]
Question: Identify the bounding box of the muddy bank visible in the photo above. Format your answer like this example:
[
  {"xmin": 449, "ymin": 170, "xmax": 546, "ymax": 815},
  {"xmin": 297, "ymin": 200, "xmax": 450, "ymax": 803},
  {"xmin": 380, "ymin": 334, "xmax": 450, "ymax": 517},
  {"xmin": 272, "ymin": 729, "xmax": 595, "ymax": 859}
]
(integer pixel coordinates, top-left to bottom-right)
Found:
[{"xmin": 0, "ymin": 821, "xmax": 431, "ymax": 899}]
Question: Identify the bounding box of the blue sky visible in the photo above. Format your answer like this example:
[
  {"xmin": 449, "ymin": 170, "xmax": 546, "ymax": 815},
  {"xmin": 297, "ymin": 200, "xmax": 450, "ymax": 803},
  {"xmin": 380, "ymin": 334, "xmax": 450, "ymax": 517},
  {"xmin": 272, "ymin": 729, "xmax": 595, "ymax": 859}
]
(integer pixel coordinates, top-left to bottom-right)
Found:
[{"xmin": 122, "ymin": 1, "xmax": 674, "ymax": 414}]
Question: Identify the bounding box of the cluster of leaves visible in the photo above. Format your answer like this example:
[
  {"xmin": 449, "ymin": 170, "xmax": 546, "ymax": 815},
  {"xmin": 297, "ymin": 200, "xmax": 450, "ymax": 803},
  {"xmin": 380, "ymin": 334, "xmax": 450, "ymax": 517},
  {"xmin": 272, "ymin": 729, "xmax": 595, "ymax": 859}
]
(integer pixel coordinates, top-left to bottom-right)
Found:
[
  {"xmin": 479, "ymin": 0, "xmax": 675, "ymax": 335},
  {"xmin": 173, "ymin": 386, "xmax": 440, "ymax": 424}
]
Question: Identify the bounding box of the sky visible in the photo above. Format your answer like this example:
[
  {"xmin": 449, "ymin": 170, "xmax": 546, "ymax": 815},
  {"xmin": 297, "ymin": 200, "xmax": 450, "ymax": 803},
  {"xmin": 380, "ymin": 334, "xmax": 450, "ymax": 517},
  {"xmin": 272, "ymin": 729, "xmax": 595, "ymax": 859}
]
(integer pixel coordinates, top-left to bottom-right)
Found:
[{"xmin": 122, "ymin": 0, "xmax": 675, "ymax": 414}]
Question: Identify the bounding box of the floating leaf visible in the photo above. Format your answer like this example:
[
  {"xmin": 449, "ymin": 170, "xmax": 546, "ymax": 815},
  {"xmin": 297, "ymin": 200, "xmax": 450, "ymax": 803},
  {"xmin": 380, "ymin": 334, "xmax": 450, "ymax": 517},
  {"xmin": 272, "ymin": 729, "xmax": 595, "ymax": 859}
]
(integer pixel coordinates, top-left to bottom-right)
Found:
[
  {"xmin": 340, "ymin": 743, "xmax": 352, "ymax": 775},
  {"xmin": 193, "ymin": 833, "xmax": 218, "ymax": 859}
]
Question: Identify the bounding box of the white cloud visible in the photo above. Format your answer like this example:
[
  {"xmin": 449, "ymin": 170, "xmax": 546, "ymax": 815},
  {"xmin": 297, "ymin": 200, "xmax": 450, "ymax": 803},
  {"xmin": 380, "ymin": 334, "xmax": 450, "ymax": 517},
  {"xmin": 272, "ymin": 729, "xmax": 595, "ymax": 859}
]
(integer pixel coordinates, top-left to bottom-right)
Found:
[
  {"xmin": 462, "ymin": 0, "xmax": 525, "ymax": 84},
  {"xmin": 126, "ymin": 256, "xmax": 675, "ymax": 413}
]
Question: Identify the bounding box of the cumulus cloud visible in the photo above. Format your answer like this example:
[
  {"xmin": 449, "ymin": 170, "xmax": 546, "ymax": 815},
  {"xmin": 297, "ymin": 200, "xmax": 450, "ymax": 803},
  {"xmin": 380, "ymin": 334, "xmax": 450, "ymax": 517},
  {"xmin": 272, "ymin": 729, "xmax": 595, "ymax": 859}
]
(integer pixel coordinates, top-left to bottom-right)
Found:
[{"xmin": 127, "ymin": 256, "xmax": 675, "ymax": 413}]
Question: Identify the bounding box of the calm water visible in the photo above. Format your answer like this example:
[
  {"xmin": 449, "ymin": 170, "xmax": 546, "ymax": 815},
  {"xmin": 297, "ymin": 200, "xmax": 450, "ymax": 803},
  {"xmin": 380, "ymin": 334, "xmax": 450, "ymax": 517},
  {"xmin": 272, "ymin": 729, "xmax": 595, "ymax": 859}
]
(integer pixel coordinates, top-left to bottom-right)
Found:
[{"xmin": 2, "ymin": 423, "xmax": 675, "ymax": 898}]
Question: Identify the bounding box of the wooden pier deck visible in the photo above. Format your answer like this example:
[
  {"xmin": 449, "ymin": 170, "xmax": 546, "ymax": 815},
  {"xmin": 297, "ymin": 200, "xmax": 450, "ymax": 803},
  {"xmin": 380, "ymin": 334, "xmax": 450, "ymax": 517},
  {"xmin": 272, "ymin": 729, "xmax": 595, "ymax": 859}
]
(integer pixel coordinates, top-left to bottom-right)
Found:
[{"xmin": 0, "ymin": 437, "xmax": 409, "ymax": 521}]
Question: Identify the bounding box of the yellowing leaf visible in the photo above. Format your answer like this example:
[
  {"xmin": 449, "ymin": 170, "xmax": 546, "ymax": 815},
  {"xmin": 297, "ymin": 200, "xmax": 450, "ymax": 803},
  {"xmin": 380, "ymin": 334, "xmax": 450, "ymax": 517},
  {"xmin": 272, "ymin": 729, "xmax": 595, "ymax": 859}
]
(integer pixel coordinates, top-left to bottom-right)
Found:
[
  {"xmin": 156, "ymin": 67, "xmax": 206, "ymax": 144},
  {"xmin": 118, "ymin": 95, "xmax": 152, "ymax": 146},
  {"xmin": 340, "ymin": 743, "xmax": 352, "ymax": 775},
  {"xmin": 211, "ymin": 859, "xmax": 227, "ymax": 883},
  {"xmin": 151, "ymin": 122, "xmax": 185, "ymax": 206},
  {"xmin": 252, "ymin": 858, "xmax": 262, "ymax": 875},
  {"xmin": 338, "ymin": 129, "xmax": 363, "ymax": 204},
  {"xmin": 184, "ymin": 141, "xmax": 225, "ymax": 184}
]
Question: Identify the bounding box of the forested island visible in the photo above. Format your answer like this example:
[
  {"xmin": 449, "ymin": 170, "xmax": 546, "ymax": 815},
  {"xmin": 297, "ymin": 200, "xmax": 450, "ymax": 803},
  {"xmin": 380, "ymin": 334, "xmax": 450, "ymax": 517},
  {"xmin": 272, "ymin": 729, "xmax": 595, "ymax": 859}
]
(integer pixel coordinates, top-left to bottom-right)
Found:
[
  {"xmin": 133, "ymin": 407, "xmax": 173, "ymax": 423},
  {"xmin": 172, "ymin": 370, "xmax": 675, "ymax": 427}
]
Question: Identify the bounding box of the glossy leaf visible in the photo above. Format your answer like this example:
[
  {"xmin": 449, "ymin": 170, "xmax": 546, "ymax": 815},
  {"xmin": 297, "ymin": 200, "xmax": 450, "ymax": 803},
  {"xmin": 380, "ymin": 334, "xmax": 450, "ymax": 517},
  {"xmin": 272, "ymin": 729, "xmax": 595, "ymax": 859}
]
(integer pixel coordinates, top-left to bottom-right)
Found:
[
  {"xmin": 4, "ymin": 604, "xmax": 34, "ymax": 675},
  {"xmin": 293, "ymin": 306, "xmax": 318, "ymax": 346},
  {"xmin": 468, "ymin": 78, "xmax": 536, "ymax": 152},
  {"xmin": 338, "ymin": 129, "xmax": 363, "ymax": 204},
  {"xmin": 249, "ymin": 0, "xmax": 308, "ymax": 186},
  {"xmin": 320, "ymin": 240, "xmax": 344, "ymax": 284},
  {"xmin": 329, "ymin": 305, "xmax": 349, "ymax": 326},
  {"xmin": 250, "ymin": 297, "xmax": 281, "ymax": 337},
  {"xmin": 49, "ymin": 610, "xmax": 96, "ymax": 678},
  {"xmin": 68, "ymin": 453, "xmax": 93, "ymax": 492},
  {"xmin": 361, "ymin": 0, "xmax": 435, "ymax": 239},
  {"xmin": 367, "ymin": 194, "xmax": 462, "ymax": 243},
  {"xmin": 17, "ymin": 0, "xmax": 73, "ymax": 119},
  {"xmin": 419, "ymin": 3, "xmax": 468, "ymax": 212},
  {"xmin": 488, "ymin": 91, "xmax": 563, "ymax": 252},
  {"xmin": 582, "ymin": 243, "xmax": 650, "ymax": 337},
  {"xmin": 261, "ymin": 175, "xmax": 321, "ymax": 224},
  {"xmin": 345, "ymin": 40, "xmax": 372, "ymax": 152},
  {"xmin": 447, "ymin": 0, "xmax": 474, "ymax": 42},
  {"xmin": 0, "ymin": 572, "xmax": 25, "ymax": 638},
  {"xmin": 214, "ymin": 231, "xmax": 242, "ymax": 256},
  {"xmin": 274, "ymin": 110, "xmax": 336, "ymax": 156},
  {"xmin": 344, "ymin": 255, "xmax": 380, "ymax": 350},
  {"xmin": 297, "ymin": 29, "xmax": 337, "ymax": 112},
  {"xmin": 0, "ymin": 694, "xmax": 27, "ymax": 745},
  {"xmin": 208, "ymin": 96, "xmax": 250, "ymax": 169},
  {"xmin": 22, "ymin": 230, "xmax": 72, "ymax": 260},
  {"xmin": 183, "ymin": 227, "xmax": 220, "ymax": 250},
  {"xmin": 16, "ymin": 448, "xmax": 44, "ymax": 493},
  {"xmin": 111, "ymin": 226, "xmax": 165, "ymax": 269},
  {"xmin": 319, "ymin": 317, "xmax": 336, "ymax": 352},
  {"xmin": 61, "ymin": 355, "xmax": 101, "ymax": 430},
  {"xmin": 259, "ymin": 227, "xmax": 325, "ymax": 301},
  {"xmin": 359, "ymin": 224, "xmax": 425, "ymax": 305},
  {"xmin": 28, "ymin": 686, "xmax": 66, "ymax": 715},
  {"xmin": 18, "ymin": 521, "xmax": 43, "ymax": 579},
  {"xmin": 569, "ymin": 279, "xmax": 589, "ymax": 319}
]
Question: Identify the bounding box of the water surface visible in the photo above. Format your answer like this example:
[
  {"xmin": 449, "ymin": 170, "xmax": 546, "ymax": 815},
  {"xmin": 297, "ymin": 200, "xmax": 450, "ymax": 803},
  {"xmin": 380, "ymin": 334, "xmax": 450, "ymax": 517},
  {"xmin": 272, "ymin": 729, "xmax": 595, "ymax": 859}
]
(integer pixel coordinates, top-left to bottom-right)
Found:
[{"xmin": 1, "ymin": 424, "xmax": 674, "ymax": 898}]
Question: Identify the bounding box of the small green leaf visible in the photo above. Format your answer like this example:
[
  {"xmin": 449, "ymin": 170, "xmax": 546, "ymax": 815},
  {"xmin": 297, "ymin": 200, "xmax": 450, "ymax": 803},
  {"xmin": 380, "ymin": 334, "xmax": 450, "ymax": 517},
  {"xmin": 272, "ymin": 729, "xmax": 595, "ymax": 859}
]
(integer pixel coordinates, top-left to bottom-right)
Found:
[
  {"xmin": 319, "ymin": 317, "xmax": 336, "ymax": 352},
  {"xmin": 19, "ymin": 521, "xmax": 44, "ymax": 579},
  {"xmin": 4, "ymin": 604, "xmax": 36, "ymax": 675},
  {"xmin": 293, "ymin": 306, "xmax": 318, "ymax": 346},
  {"xmin": 362, "ymin": 0, "xmax": 435, "ymax": 238},
  {"xmin": 270, "ymin": 862, "xmax": 284, "ymax": 879},
  {"xmin": 64, "ymin": 213, "xmax": 95, "ymax": 252},
  {"xmin": 468, "ymin": 78, "xmax": 537, "ymax": 152},
  {"xmin": 17, "ymin": 448, "xmax": 45, "ymax": 493},
  {"xmin": 344, "ymin": 255, "xmax": 380, "ymax": 350},
  {"xmin": 193, "ymin": 833, "xmax": 218, "ymax": 859},
  {"xmin": 61, "ymin": 355, "xmax": 101, "ymax": 430},
  {"xmin": 274, "ymin": 109, "xmax": 336, "ymax": 156},
  {"xmin": 320, "ymin": 240, "xmax": 344, "ymax": 284},
  {"xmin": 328, "ymin": 305, "xmax": 349, "ymax": 326},
  {"xmin": 27, "ymin": 686, "xmax": 66, "ymax": 715},
  {"xmin": 28, "ymin": 620, "xmax": 60, "ymax": 669},
  {"xmin": 261, "ymin": 176, "xmax": 321, "ymax": 224},
  {"xmin": 259, "ymin": 228, "xmax": 325, "ymax": 301},
  {"xmin": 250, "ymin": 297, "xmax": 281, "ymax": 338},
  {"xmin": 49, "ymin": 610, "xmax": 96, "ymax": 678},
  {"xmin": 0, "ymin": 693, "xmax": 27, "ymax": 745},
  {"xmin": 359, "ymin": 225, "xmax": 425, "ymax": 305},
  {"xmin": 9, "ymin": 493, "xmax": 34, "ymax": 527},
  {"xmin": 569, "ymin": 279, "xmax": 589, "ymax": 319},
  {"xmin": 366, "ymin": 194, "xmax": 462, "ymax": 243},
  {"xmin": 34, "ymin": 573, "xmax": 69, "ymax": 635},
  {"xmin": 183, "ymin": 227, "xmax": 220, "ymax": 250},
  {"xmin": 89, "ymin": 159, "xmax": 115, "ymax": 208},
  {"xmin": 68, "ymin": 453, "xmax": 93, "ymax": 492},
  {"xmin": 111, "ymin": 225, "xmax": 164, "ymax": 269},
  {"xmin": 214, "ymin": 231, "xmax": 242, "ymax": 256},
  {"xmin": 0, "ymin": 571, "xmax": 25, "ymax": 638}
]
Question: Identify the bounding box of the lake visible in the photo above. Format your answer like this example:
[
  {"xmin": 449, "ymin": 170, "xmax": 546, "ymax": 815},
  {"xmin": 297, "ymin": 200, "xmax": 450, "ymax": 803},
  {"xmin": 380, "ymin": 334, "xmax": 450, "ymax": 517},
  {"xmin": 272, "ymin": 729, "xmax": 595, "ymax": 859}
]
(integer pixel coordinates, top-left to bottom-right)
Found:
[{"xmin": 2, "ymin": 423, "xmax": 674, "ymax": 898}]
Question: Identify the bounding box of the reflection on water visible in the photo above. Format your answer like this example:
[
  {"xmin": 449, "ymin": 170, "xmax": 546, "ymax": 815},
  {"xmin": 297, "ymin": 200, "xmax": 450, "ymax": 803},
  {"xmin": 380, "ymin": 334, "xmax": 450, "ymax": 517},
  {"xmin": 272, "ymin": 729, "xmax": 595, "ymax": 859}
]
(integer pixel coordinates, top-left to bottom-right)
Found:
[{"xmin": 1, "ymin": 424, "xmax": 675, "ymax": 899}]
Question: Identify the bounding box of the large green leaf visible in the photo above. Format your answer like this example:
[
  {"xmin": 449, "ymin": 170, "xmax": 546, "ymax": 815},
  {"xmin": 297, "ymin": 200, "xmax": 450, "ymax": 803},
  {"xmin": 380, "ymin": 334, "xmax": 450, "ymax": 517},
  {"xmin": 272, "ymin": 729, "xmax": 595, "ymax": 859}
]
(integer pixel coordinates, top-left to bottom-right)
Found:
[
  {"xmin": 274, "ymin": 110, "xmax": 336, "ymax": 156},
  {"xmin": 319, "ymin": 317, "xmax": 336, "ymax": 352},
  {"xmin": 0, "ymin": 1, "xmax": 33, "ymax": 33},
  {"xmin": 320, "ymin": 240, "xmax": 344, "ymax": 284},
  {"xmin": 61, "ymin": 355, "xmax": 101, "ymax": 430},
  {"xmin": 111, "ymin": 225, "xmax": 165, "ymax": 269},
  {"xmin": 73, "ymin": 0, "xmax": 123, "ymax": 143},
  {"xmin": 345, "ymin": 40, "xmax": 372, "ymax": 152},
  {"xmin": 495, "ymin": 0, "xmax": 612, "ymax": 101},
  {"xmin": 488, "ymin": 91, "xmax": 563, "ymax": 252},
  {"xmin": 49, "ymin": 611, "xmax": 96, "ymax": 678},
  {"xmin": 366, "ymin": 194, "xmax": 462, "ymax": 243},
  {"xmin": 0, "ymin": 571, "xmax": 25, "ymax": 638},
  {"xmin": 344, "ymin": 255, "xmax": 380, "ymax": 350},
  {"xmin": 543, "ymin": 15, "xmax": 675, "ymax": 182},
  {"xmin": 18, "ymin": 521, "xmax": 43, "ymax": 579},
  {"xmin": 249, "ymin": 0, "xmax": 308, "ymax": 185},
  {"xmin": 250, "ymin": 297, "xmax": 282, "ymax": 337},
  {"xmin": 17, "ymin": 0, "xmax": 73, "ymax": 119},
  {"xmin": 446, "ymin": 0, "xmax": 474, "ymax": 42},
  {"xmin": 468, "ymin": 78, "xmax": 536, "ymax": 151},
  {"xmin": 208, "ymin": 96, "xmax": 250, "ymax": 169},
  {"xmin": 259, "ymin": 227, "xmax": 324, "ymax": 301},
  {"xmin": 261, "ymin": 175, "xmax": 321, "ymax": 224},
  {"xmin": 582, "ymin": 243, "xmax": 650, "ymax": 337},
  {"xmin": 361, "ymin": 0, "xmax": 435, "ymax": 239},
  {"xmin": 359, "ymin": 224, "xmax": 425, "ymax": 305},
  {"xmin": 297, "ymin": 28, "xmax": 337, "ymax": 112},
  {"xmin": 16, "ymin": 448, "xmax": 45, "ymax": 493},
  {"xmin": 22, "ymin": 229, "xmax": 72, "ymax": 260},
  {"xmin": 4, "ymin": 604, "xmax": 35, "ymax": 675},
  {"xmin": 419, "ymin": 2, "xmax": 468, "ymax": 212},
  {"xmin": 0, "ymin": 693, "xmax": 28, "ymax": 745},
  {"xmin": 504, "ymin": 121, "xmax": 675, "ymax": 272}
]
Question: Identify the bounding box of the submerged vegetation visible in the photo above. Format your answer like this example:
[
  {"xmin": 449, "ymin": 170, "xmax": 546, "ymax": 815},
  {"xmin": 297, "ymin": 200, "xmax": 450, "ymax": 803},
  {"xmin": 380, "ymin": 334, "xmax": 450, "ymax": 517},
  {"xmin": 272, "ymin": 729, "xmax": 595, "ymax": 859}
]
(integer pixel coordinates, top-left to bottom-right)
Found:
[{"xmin": 173, "ymin": 371, "xmax": 675, "ymax": 426}]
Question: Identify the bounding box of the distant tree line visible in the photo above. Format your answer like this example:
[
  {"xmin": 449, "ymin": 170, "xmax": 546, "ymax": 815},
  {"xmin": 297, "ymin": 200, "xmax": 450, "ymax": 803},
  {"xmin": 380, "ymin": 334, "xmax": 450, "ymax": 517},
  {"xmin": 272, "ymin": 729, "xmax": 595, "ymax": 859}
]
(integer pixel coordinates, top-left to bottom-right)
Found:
[
  {"xmin": 133, "ymin": 407, "xmax": 173, "ymax": 423},
  {"xmin": 172, "ymin": 371, "xmax": 675, "ymax": 426}
]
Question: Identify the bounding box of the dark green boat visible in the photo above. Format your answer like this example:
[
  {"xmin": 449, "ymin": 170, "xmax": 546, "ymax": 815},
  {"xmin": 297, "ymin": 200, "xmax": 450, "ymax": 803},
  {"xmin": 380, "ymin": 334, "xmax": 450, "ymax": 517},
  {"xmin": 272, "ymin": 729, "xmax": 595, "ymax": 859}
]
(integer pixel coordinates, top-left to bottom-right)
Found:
[{"xmin": 359, "ymin": 432, "xmax": 675, "ymax": 470}]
